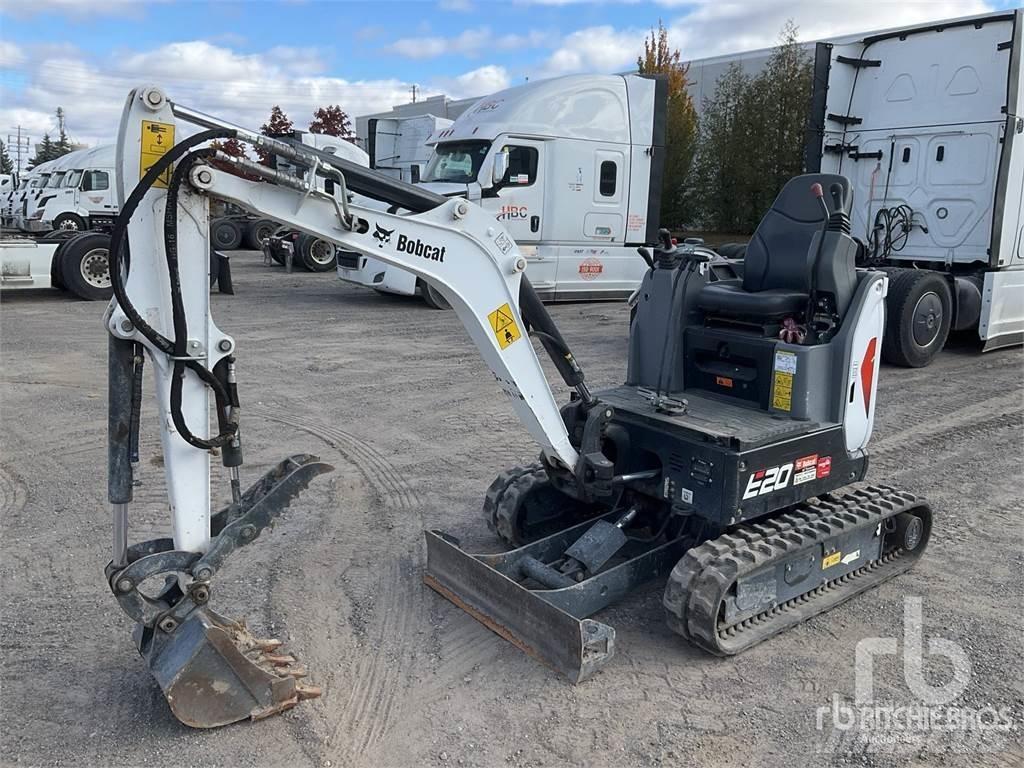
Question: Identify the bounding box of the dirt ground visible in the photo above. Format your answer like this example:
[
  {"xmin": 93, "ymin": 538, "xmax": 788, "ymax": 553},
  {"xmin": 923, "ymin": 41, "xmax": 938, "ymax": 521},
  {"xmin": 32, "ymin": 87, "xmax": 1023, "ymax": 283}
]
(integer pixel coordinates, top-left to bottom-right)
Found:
[{"xmin": 1, "ymin": 256, "xmax": 1021, "ymax": 768}]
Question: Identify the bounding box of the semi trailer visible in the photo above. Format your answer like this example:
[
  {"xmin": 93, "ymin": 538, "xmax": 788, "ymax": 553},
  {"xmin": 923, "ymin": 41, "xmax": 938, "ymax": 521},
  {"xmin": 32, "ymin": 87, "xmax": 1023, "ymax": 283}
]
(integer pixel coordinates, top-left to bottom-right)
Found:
[
  {"xmin": 806, "ymin": 9, "xmax": 1023, "ymax": 365},
  {"xmin": 367, "ymin": 113, "xmax": 453, "ymax": 183},
  {"xmin": 339, "ymin": 74, "xmax": 667, "ymax": 308}
]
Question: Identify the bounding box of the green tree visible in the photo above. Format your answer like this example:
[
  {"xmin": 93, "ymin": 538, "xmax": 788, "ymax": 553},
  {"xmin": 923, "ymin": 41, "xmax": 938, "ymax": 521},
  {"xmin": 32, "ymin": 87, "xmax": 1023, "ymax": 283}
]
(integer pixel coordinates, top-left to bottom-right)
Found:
[
  {"xmin": 637, "ymin": 20, "xmax": 698, "ymax": 229},
  {"xmin": 689, "ymin": 21, "xmax": 813, "ymax": 233},
  {"xmin": 0, "ymin": 141, "xmax": 13, "ymax": 175}
]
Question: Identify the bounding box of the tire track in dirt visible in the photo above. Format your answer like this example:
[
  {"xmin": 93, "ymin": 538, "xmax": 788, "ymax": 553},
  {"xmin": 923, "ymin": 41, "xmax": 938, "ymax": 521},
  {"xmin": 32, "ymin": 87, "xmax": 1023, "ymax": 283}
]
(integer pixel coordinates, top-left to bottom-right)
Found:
[
  {"xmin": 870, "ymin": 391, "xmax": 1021, "ymax": 457},
  {"xmin": 249, "ymin": 407, "xmax": 427, "ymax": 765}
]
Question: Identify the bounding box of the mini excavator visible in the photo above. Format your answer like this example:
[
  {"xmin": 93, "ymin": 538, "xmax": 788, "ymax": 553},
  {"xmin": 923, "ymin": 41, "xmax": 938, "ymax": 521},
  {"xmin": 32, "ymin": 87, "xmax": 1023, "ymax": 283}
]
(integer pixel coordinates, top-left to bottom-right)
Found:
[{"xmin": 104, "ymin": 85, "xmax": 931, "ymax": 728}]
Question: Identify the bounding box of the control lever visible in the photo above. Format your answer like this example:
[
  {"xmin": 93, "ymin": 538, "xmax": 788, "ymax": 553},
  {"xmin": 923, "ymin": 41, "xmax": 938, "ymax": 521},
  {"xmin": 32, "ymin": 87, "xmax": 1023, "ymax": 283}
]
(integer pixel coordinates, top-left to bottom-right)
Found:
[{"xmin": 811, "ymin": 182, "xmax": 831, "ymax": 219}]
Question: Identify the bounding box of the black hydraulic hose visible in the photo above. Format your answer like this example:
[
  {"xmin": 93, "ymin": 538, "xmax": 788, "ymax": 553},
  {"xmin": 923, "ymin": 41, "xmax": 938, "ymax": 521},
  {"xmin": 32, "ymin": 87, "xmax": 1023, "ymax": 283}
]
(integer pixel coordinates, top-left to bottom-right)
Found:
[
  {"xmin": 163, "ymin": 150, "xmax": 237, "ymax": 450},
  {"xmin": 110, "ymin": 128, "xmax": 234, "ymax": 356}
]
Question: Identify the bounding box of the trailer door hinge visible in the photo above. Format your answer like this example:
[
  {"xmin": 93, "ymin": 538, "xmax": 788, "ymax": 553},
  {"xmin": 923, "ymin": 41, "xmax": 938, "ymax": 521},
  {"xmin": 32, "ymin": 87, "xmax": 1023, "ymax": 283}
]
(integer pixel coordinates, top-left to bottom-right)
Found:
[
  {"xmin": 827, "ymin": 113, "xmax": 863, "ymax": 126},
  {"xmin": 824, "ymin": 143, "xmax": 856, "ymax": 154},
  {"xmin": 836, "ymin": 55, "xmax": 881, "ymax": 68}
]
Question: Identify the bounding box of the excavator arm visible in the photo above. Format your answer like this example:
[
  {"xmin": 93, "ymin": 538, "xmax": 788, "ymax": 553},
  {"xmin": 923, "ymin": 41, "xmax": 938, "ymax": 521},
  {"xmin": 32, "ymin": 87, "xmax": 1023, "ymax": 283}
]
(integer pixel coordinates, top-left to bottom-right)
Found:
[{"xmin": 104, "ymin": 86, "xmax": 593, "ymax": 727}]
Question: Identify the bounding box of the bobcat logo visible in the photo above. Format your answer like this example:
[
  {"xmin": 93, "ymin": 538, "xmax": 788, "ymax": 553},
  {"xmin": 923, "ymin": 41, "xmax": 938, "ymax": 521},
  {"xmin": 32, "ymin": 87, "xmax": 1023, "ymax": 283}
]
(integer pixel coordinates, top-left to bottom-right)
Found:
[{"xmin": 373, "ymin": 224, "xmax": 394, "ymax": 248}]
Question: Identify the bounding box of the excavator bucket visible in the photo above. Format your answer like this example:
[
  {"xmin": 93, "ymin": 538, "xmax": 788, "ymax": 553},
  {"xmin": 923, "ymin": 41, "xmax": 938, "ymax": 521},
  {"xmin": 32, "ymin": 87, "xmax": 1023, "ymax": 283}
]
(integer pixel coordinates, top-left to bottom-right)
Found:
[
  {"xmin": 135, "ymin": 608, "xmax": 320, "ymax": 728},
  {"xmin": 108, "ymin": 455, "xmax": 332, "ymax": 729}
]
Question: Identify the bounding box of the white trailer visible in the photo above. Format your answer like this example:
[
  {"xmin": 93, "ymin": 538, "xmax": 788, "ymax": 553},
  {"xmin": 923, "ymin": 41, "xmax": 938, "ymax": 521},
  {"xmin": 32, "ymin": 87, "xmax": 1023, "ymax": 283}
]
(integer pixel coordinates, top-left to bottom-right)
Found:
[
  {"xmin": 808, "ymin": 9, "xmax": 1023, "ymax": 364},
  {"xmin": 26, "ymin": 144, "xmax": 117, "ymax": 232},
  {"xmin": 367, "ymin": 114, "xmax": 453, "ymax": 183},
  {"xmin": 339, "ymin": 73, "xmax": 667, "ymax": 308}
]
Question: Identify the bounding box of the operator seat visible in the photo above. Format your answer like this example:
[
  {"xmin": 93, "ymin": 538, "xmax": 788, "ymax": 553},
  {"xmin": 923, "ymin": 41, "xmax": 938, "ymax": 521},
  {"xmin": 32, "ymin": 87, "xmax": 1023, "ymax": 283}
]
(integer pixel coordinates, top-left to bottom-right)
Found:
[{"xmin": 697, "ymin": 174, "xmax": 851, "ymax": 319}]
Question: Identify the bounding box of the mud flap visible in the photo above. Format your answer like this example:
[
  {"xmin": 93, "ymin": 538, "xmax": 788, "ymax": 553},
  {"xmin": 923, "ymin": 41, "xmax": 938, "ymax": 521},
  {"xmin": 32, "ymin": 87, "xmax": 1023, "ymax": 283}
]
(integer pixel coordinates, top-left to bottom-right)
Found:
[{"xmin": 424, "ymin": 514, "xmax": 690, "ymax": 683}]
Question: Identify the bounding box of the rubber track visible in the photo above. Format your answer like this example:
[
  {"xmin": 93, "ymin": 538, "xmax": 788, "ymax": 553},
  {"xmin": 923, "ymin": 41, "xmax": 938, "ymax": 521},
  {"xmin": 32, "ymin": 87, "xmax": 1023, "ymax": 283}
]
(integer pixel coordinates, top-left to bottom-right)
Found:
[
  {"xmin": 664, "ymin": 483, "xmax": 930, "ymax": 655},
  {"xmin": 481, "ymin": 462, "xmax": 542, "ymax": 540}
]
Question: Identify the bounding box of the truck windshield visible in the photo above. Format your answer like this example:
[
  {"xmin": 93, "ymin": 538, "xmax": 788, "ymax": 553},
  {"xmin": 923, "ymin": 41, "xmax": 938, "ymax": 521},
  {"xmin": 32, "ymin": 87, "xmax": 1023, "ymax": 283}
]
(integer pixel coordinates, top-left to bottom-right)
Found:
[
  {"xmin": 46, "ymin": 172, "xmax": 65, "ymax": 188},
  {"xmin": 65, "ymin": 170, "xmax": 83, "ymax": 188},
  {"xmin": 422, "ymin": 141, "xmax": 490, "ymax": 184},
  {"xmin": 33, "ymin": 175, "xmax": 50, "ymax": 188}
]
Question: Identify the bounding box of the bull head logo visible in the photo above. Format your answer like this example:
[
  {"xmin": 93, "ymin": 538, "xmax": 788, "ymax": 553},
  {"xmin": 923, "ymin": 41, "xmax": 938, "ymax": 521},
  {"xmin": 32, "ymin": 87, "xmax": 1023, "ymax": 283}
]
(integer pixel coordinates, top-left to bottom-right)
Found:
[{"xmin": 373, "ymin": 224, "xmax": 394, "ymax": 248}]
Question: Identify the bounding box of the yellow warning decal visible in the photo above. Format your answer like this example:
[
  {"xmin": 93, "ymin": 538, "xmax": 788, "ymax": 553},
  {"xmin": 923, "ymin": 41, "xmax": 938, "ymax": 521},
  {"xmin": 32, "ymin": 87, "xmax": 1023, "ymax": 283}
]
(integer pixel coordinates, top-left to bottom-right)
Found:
[
  {"xmin": 140, "ymin": 120, "xmax": 175, "ymax": 189},
  {"xmin": 771, "ymin": 350, "xmax": 796, "ymax": 411},
  {"xmin": 487, "ymin": 303, "xmax": 522, "ymax": 350},
  {"xmin": 822, "ymin": 552, "xmax": 841, "ymax": 569}
]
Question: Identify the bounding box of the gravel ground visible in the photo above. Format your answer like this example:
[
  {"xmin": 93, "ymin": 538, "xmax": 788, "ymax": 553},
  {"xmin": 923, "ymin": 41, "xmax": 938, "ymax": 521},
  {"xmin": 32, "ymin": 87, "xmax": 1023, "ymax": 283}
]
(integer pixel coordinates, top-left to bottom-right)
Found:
[{"xmin": 1, "ymin": 255, "xmax": 1021, "ymax": 768}]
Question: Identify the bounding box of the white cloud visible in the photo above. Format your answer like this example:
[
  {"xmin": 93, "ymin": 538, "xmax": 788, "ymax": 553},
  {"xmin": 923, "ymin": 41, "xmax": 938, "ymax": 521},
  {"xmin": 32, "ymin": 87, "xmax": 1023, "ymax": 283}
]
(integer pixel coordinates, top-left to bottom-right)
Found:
[
  {"xmin": 540, "ymin": 25, "xmax": 644, "ymax": 77},
  {"xmin": 434, "ymin": 65, "xmax": 511, "ymax": 98},
  {"xmin": 385, "ymin": 26, "xmax": 553, "ymax": 60},
  {"xmin": 0, "ymin": 41, "xmax": 25, "ymax": 68},
  {"xmin": 2, "ymin": 0, "xmax": 159, "ymax": 18},
  {"xmin": 0, "ymin": 40, "xmax": 459, "ymax": 147}
]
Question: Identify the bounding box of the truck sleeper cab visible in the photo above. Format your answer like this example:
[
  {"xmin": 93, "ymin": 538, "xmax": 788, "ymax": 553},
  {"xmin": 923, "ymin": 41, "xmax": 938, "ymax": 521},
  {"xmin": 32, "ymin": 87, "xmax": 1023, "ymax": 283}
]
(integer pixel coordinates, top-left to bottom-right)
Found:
[{"xmin": 339, "ymin": 73, "xmax": 667, "ymax": 307}]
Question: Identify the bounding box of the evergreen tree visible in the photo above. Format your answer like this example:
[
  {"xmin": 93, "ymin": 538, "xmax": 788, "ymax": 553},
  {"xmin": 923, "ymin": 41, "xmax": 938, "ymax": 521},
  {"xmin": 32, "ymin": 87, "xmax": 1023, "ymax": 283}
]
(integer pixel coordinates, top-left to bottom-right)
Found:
[
  {"xmin": 0, "ymin": 140, "xmax": 13, "ymax": 175},
  {"xmin": 637, "ymin": 20, "xmax": 699, "ymax": 229}
]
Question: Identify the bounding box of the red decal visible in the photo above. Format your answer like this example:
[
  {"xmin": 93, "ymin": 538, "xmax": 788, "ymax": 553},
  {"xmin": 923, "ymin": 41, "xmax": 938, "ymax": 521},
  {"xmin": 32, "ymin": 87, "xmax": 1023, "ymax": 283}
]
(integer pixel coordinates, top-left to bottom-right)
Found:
[
  {"xmin": 816, "ymin": 456, "xmax": 832, "ymax": 479},
  {"xmin": 795, "ymin": 454, "xmax": 818, "ymax": 471},
  {"xmin": 578, "ymin": 257, "xmax": 603, "ymax": 280},
  {"xmin": 860, "ymin": 337, "xmax": 878, "ymax": 414},
  {"xmin": 755, "ymin": 470, "xmax": 765, "ymax": 479}
]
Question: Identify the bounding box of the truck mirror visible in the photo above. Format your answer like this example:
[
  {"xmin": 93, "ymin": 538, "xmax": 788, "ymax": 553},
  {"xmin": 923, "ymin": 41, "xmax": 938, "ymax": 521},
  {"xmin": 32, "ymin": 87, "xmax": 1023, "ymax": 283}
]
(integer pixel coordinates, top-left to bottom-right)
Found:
[{"xmin": 491, "ymin": 150, "xmax": 509, "ymax": 187}]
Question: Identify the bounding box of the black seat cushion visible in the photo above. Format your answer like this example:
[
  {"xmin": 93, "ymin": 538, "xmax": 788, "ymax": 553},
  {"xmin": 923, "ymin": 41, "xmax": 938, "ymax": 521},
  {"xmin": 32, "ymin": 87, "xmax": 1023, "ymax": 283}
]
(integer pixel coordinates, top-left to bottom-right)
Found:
[{"xmin": 698, "ymin": 280, "xmax": 807, "ymax": 318}]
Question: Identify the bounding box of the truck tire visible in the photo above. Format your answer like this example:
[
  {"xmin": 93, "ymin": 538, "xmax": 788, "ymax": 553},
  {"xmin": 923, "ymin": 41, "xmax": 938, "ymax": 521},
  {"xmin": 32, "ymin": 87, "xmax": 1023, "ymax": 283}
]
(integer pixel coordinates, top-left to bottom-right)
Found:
[
  {"xmin": 59, "ymin": 232, "xmax": 113, "ymax": 301},
  {"xmin": 296, "ymin": 235, "xmax": 337, "ymax": 272},
  {"xmin": 53, "ymin": 212, "xmax": 87, "ymax": 232},
  {"xmin": 243, "ymin": 218, "xmax": 276, "ymax": 250},
  {"xmin": 420, "ymin": 280, "xmax": 451, "ymax": 310},
  {"xmin": 882, "ymin": 269, "xmax": 952, "ymax": 368},
  {"xmin": 210, "ymin": 218, "xmax": 242, "ymax": 250}
]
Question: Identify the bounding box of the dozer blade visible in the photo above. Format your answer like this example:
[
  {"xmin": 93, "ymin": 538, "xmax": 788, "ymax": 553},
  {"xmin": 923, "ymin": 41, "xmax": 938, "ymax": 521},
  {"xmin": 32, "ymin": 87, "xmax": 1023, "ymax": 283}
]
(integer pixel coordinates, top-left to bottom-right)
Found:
[
  {"xmin": 135, "ymin": 608, "xmax": 320, "ymax": 728},
  {"xmin": 424, "ymin": 512, "xmax": 689, "ymax": 683}
]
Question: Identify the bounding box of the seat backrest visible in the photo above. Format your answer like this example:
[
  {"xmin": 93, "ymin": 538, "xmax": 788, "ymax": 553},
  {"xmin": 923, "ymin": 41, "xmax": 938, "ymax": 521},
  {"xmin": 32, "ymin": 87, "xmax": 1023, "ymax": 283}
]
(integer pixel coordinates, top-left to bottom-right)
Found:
[{"xmin": 742, "ymin": 174, "xmax": 850, "ymax": 293}]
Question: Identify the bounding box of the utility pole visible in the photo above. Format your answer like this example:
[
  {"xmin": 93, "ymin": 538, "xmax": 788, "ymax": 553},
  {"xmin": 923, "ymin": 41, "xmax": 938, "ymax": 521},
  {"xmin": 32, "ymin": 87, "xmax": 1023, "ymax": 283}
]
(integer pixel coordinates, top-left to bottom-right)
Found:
[
  {"xmin": 7, "ymin": 127, "xmax": 32, "ymax": 175},
  {"xmin": 410, "ymin": 84, "xmax": 418, "ymax": 104}
]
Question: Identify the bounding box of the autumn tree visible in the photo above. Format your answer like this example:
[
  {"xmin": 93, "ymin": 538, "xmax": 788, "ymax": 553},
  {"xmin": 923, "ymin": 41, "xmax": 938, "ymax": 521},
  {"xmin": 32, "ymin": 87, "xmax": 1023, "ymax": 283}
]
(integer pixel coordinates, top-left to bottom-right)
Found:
[
  {"xmin": 637, "ymin": 20, "xmax": 698, "ymax": 229},
  {"xmin": 309, "ymin": 105, "xmax": 355, "ymax": 142},
  {"xmin": 257, "ymin": 105, "xmax": 294, "ymax": 165},
  {"xmin": 0, "ymin": 141, "xmax": 13, "ymax": 175}
]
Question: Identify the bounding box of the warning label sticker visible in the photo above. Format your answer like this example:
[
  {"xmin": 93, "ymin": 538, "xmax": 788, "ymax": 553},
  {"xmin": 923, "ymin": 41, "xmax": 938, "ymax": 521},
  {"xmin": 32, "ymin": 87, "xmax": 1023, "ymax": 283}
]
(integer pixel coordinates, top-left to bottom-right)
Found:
[
  {"xmin": 140, "ymin": 120, "xmax": 174, "ymax": 188},
  {"xmin": 794, "ymin": 454, "xmax": 818, "ymax": 485},
  {"xmin": 772, "ymin": 351, "xmax": 796, "ymax": 411},
  {"xmin": 487, "ymin": 303, "xmax": 522, "ymax": 350},
  {"xmin": 822, "ymin": 552, "xmax": 841, "ymax": 569}
]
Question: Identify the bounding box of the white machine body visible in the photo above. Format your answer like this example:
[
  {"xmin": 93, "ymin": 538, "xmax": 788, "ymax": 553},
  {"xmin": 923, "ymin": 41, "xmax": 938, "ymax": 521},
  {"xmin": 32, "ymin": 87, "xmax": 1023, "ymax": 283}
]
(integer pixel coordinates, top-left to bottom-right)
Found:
[{"xmin": 340, "ymin": 74, "xmax": 665, "ymax": 302}]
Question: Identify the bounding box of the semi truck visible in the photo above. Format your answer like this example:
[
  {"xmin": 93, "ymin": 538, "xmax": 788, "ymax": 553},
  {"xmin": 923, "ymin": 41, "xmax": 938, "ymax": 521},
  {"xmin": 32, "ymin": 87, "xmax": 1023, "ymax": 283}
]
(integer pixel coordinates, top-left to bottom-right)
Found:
[
  {"xmin": 339, "ymin": 74, "xmax": 667, "ymax": 308},
  {"xmin": 806, "ymin": 9, "xmax": 1023, "ymax": 365},
  {"xmin": 22, "ymin": 144, "xmax": 117, "ymax": 233}
]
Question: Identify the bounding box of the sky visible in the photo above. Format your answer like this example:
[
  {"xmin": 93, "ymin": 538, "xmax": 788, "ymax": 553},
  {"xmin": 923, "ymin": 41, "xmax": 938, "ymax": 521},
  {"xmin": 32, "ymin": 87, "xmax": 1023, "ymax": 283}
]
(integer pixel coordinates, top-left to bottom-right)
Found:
[{"xmin": 0, "ymin": 0, "xmax": 1016, "ymax": 163}]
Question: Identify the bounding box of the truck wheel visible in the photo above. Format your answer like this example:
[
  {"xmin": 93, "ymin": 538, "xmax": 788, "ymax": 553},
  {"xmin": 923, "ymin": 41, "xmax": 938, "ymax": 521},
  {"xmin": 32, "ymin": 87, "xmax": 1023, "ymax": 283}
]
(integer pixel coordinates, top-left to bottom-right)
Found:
[
  {"xmin": 243, "ymin": 218, "xmax": 276, "ymax": 250},
  {"xmin": 60, "ymin": 232, "xmax": 113, "ymax": 301},
  {"xmin": 210, "ymin": 218, "xmax": 243, "ymax": 250},
  {"xmin": 882, "ymin": 269, "xmax": 952, "ymax": 368},
  {"xmin": 420, "ymin": 280, "xmax": 451, "ymax": 310},
  {"xmin": 297, "ymin": 235, "xmax": 337, "ymax": 272},
  {"xmin": 53, "ymin": 212, "xmax": 87, "ymax": 232}
]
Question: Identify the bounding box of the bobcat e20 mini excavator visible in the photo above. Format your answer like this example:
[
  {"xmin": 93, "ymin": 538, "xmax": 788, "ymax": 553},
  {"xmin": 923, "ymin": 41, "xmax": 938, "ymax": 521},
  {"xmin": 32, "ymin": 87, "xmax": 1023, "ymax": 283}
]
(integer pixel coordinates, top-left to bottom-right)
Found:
[{"xmin": 105, "ymin": 85, "xmax": 932, "ymax": 728}]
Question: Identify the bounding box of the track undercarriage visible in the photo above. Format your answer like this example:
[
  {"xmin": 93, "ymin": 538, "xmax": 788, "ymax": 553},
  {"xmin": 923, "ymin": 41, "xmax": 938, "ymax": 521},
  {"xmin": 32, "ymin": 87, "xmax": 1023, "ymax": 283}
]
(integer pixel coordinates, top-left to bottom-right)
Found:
[{"xmin": 426, "ymin": 457, "xmax": 931, "ymax": 681}]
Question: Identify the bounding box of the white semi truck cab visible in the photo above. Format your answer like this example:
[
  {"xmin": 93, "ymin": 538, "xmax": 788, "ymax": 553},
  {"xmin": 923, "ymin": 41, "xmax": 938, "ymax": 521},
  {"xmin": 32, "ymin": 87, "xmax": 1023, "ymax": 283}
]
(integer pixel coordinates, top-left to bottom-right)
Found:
[
  {"xmin": 25, "ymin": 144, "xmax": 117, "ymax": 232},
  {"xmin": 340, "ymin": 74, "xmax": 667, "ymax": 307},
  {"xmin": 808, "ymin": 9, "xmax": 1023, "ymax": 365}
]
